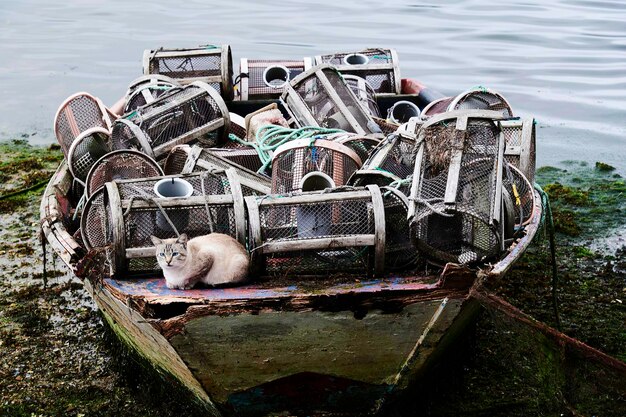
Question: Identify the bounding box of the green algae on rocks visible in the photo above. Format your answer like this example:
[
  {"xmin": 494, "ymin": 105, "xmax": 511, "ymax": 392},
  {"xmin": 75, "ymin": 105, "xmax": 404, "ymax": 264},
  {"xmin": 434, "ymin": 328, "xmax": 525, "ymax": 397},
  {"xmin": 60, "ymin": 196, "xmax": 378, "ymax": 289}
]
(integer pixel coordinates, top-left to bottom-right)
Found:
[{"xmin": 0, "ymin": 139, "xmax": 63, "ymax": 214}]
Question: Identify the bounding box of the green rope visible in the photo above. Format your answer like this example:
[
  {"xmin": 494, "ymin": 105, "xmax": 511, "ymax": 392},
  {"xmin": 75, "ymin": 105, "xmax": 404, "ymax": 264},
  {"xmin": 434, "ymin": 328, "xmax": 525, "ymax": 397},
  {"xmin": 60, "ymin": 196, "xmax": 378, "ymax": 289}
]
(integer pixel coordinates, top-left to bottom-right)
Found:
[
  {"xmin": 229, "ymin": 125, "xmax": 345, "ymax": 174},
  {"xmin": 535, "ymin": 183, "xmax": 561, "ymax": 331}
]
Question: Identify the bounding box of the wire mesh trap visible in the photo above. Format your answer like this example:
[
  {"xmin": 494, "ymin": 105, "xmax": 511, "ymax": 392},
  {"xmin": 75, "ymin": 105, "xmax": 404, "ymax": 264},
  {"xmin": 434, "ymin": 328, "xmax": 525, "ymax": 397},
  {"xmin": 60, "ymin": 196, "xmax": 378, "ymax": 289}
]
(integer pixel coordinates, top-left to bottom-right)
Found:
[
  {"xmin": 281, "ymin": 64, "xmax": 382, "ymax": 135},
  {"xmin": 342, "ymin": 74, "xmax": 381, "ymax": 118},
  {"xmin": 448, "ymin": 87, "xmax": 514, "ymax": 118},
  {"xmin": 407, "ymin": 110, "xmax": 513, "ymax": 265},
  {"xmin": 500, "ymin": 118, "xmax": 536, "ymax": 183},
  {"xmin": 81, "ymin": 169, "xmax": 247, "ymax": 276},
  {"xmin": 143, "ymin": 44, "xmax": 234, "ymax": 100},
  {"xmin": 245, "ymin": 185, "xmax": 386, "ymax": 277},
  {"xmin": 111, "ymin": 81, "xmax": 230, "ymax": 159},
  {"xmin": 123, "ymin": 74, "xmax": 180, "ymax": 114},
  {"xmin": 84, "ymin": 150, "xmax": 163, "ymax": 198},
  {"xmin": 270, "ymin": 138, "xmax": 363, "ymax": 194},
  {"xmin": 54, "ymin": 92, "xmax": 115, "ymax": 182},
  {"xmin": 349, "ymin": 119, "xmax": 420, "ymax": 194},
  {"xmin": 381, "ymin": 186, "xmax": 417, "ymax": 270},
  {"xmin": 238, "ymin": 58, "xmax": 313, "ymax": 100},
  {"xmin": 163, "ymin": 144, "xmax": 271, "ymax": 196},
  {"xmin": 314, "ymin": 48, "xmax": 401, "ymax": 95}
]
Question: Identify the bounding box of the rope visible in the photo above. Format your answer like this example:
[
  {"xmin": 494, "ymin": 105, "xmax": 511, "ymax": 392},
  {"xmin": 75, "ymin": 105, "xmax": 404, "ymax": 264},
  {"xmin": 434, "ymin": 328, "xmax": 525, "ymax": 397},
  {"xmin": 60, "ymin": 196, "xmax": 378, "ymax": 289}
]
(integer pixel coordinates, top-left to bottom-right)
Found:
[
  {"xmin": 535, "ymin": 183, "xmax": 561, "ymax": 331},
  {"xmin": 228, "ymin": 125, "xmax": 345, "ymax": 174}
]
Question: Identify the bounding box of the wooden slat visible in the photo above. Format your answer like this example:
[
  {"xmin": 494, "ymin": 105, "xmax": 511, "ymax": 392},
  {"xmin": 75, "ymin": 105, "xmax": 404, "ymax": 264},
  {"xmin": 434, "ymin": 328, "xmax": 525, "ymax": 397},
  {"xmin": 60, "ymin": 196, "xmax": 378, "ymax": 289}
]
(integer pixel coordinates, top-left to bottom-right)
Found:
[
  {"xmin": 367, "ymin": 185, "xmax": 386, "ymax": 276},
  {"xmin": 260, "ymin": 235, "xmax": 375, "ymax": 254}
]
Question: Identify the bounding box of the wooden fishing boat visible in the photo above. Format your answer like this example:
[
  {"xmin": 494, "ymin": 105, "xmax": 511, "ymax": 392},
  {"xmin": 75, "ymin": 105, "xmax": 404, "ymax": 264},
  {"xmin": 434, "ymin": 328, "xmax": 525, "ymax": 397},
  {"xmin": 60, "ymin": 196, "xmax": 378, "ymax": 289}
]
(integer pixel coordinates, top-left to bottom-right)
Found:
[{"xmin": 40, "ymin": 78, "xmax": 543, "ymax": 416}]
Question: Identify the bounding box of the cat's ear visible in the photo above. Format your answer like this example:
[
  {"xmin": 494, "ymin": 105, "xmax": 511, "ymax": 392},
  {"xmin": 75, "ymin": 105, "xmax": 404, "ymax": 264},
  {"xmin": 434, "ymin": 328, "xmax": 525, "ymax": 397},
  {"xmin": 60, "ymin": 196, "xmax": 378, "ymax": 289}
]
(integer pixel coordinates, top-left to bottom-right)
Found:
[
  {"xmin": 150, "ymin": 235, "xmax": 162, "ymax": 246},
  {"xmin": 177, "ymin": 233, "xmax": 188, "ymax": 245}
]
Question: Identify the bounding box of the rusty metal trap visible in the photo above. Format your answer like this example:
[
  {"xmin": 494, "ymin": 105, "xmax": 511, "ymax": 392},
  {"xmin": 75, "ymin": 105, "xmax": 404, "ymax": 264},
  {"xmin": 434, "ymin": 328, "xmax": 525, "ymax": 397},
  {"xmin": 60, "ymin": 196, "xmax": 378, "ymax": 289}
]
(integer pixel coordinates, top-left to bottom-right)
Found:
[
  {"xmin": 143, "ymin": 44, "xmax": 234, "ymax": 100},
  {"xmin": 110, "ymin": 81, "xmax": 230, "ymax": 159},
  {"xmin": 407, "ymin": 110, "xmax": 514, "ymax": 265},
  {"xmin": 314, "ymin": 48, "xmax": 401, "ymax": 95},
  {"xmin": 238, "ymin": 58, "xmax": 312, "ymax": 100},
  {"xmin": 80, "ymin": 169, "xmax": 246, "ymax": 276},
  {"xmin": 281, "ymin": 64, "xmax": 382, "ymax": 136}
]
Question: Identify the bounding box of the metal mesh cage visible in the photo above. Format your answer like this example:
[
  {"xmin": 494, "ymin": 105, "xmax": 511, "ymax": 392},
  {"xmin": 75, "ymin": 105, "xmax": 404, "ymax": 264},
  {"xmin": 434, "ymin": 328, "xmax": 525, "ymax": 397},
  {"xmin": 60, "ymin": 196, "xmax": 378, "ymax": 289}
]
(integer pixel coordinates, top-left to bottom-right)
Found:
[
  {"xmin": 238, "ymin": 58, "xmax": 312, "ymax": 100},
  {"xmin": 163, "ymin": 145, "xmax": 271, "ymax": 196},
  {"xmin": 143, "ymin": 45, "xmax": 234, "ymax": 100},
  {"xmin": 349, "ymin": 128, "xmax": 418, "ymax": 196},
  {"xmin": 408, "ymin": 110, "xmax": 510, "ymax": 265},
  {"xmin": 421, "ymin": 96, "xmax": 454, "ymax": 117},
  {"xmin": 110, "ymin": 81, "xmax": 230, "ymax": 159},
  {"xmin": 123, "ymin": 74, "xmax": 180, "ymax": 114},
  {"xmin": 342, "ymin": 74, "xmax": 381, "ymax": 118},
  {"xmin": 67, "ymin": 127, "xmax": 112, "ymax": 184},
  {"xmin": 271, "ymin": 139, "xmax": 363, "ymax": 194},
  {"xmin": 228, "ymin": 112, "xmax": 247, "ymax": 140},
  {"xmin": 85, "ymin": 150, "xmax": 163, "ymax": 198},
  {"xmin": 448, "ymin": 87, "xmax": 514, "ymax": 118},
  {"xmin": 245, "ymin": 185, "xmax": 386, "ymax": 277},
  {"xmin": 81, "ymin": 170, "xmax": 246, "ymax": 276},
  {"xmin": 54, "ymin": 92, "xmax": 113, "ymax": 158},
  {"xmin": 501, "ymin": 118, "xmax": 536, "ymax": 183},
  {"xmin": 314, "ymin": 48, "xmax": 401, "ymax": 95},
  {"xmin": 281, "ymin": 64, "xmax": 382, "ymax": 136}
]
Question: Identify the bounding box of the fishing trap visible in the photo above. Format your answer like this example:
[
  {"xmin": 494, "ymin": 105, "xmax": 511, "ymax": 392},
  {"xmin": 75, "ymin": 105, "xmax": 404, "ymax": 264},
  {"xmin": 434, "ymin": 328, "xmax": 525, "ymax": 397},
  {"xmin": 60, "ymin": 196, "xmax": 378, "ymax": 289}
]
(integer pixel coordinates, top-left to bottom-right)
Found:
[
  {"xmin": 238, "ymin": 58, "xmax": 313, "ymax": 100},
  {"xmin": 143, "ymin": 44, "xmax": 234, "ymax": 100},
  {"xmin": 314, "ymin": 48, "xmax": 401, "ymax": 95},
  {"xmin": 84, "ymin": 150, "xmax": 163, "ymax": 199},
  {"xmin": 111, "ymin": 81, "xmax": 230, "ymax": 159},
  {"xmin": 54, "ymin": 92, "xmax": 115, "ymax": 183},
  {"xmin": 81, "ymin": 170, "xmax": 247, "ymax": 276},
  {"xmin": 245, "ymin": 185, "xmax": 387, "ymax": 277},
  {"xmin": 270, "ymin": 138, "xmax": 363, "ymax": 194},
  {"xmin": 281, "ymin": 64, "xmax": 382, "ymax": 135},
  {"xmin": 163, "ymin": 144, "xmax": 271, "ymax": 196},
  {"xmin": 407, "ymin": 110, "xmax": 514, "ymax": 265},
  {"xmin": 123, "ymin": 74, "xmax": 180, "ymax": 114}
]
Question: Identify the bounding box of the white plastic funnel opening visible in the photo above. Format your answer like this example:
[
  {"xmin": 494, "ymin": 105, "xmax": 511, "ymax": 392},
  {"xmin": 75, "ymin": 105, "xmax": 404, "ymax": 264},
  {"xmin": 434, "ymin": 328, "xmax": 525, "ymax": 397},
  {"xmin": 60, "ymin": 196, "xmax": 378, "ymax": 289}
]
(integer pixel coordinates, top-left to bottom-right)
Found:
[
  {"xmin": 389, "ymin": 100, "xmax": 421, "ymax": 124},
  {"xmin": 154, "ymin": 178, "xmax": 193, "ymax": 198},
  {"xmin": 263, "ymin": 65, "xmax": 290, "ymax": 88},
  {"xmin": 299, "ymin": 171, "xmax": 336, "ymax": 192},
  {"xmin": 343, "ymin": 53, "xmax": 369, "ymax": 66}
]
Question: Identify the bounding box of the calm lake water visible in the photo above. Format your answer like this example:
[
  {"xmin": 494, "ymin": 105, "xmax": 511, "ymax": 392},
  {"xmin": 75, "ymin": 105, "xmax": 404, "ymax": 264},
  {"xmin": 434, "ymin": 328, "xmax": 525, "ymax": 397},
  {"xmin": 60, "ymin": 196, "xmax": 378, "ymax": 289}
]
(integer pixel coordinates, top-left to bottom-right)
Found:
[{"xmin": 0, "ymin": 0, "xmax": 624, "ymax": 172}]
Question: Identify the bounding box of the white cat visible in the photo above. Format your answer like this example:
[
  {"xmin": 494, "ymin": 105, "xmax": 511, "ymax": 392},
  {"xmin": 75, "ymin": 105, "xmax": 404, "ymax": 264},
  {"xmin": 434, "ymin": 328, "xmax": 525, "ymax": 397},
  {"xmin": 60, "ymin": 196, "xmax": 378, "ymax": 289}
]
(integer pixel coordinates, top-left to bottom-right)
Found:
[{"xmin": 151, "ymin": 233, "xmax": 249, "ymax": 289}]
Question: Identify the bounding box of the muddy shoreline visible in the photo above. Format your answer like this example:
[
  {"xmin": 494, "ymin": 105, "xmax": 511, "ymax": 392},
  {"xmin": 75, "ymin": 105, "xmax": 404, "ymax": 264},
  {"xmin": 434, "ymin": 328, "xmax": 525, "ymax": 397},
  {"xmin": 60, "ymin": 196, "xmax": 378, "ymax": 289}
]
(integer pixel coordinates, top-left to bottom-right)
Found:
[{"xmin": 0, "ymin": 140, "xmax": 624, "ymax": 416}]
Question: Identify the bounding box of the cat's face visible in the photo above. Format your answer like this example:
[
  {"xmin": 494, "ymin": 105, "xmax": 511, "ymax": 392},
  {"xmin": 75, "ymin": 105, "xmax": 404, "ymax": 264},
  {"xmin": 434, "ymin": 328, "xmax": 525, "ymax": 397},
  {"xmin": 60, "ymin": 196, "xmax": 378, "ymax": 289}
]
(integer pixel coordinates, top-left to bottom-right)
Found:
[{"xmin": 151, "ymin": 234, "xmax": 188, "ymax": 269}]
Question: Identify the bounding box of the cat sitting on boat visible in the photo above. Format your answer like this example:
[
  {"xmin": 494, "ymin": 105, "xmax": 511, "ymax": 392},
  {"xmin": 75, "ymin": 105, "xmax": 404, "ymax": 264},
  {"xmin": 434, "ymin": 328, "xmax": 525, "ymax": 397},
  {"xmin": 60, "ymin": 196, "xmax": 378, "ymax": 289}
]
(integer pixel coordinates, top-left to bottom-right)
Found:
[{"xmin": 151, "ymin": 233, "xmax": 249, "ymax": 289}]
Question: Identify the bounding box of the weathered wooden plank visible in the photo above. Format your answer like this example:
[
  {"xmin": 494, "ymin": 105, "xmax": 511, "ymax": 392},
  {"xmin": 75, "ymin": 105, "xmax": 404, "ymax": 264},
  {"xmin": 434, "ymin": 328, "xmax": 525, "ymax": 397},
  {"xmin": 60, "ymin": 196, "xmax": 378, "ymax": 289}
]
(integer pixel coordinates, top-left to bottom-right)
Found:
[
  {"xmin": 85, "ymin": 279, "xmax": 220, "ymax": 415},
  {"xmin": 167, "ymin": 299, "xmax": 464, "ymax": 404}
]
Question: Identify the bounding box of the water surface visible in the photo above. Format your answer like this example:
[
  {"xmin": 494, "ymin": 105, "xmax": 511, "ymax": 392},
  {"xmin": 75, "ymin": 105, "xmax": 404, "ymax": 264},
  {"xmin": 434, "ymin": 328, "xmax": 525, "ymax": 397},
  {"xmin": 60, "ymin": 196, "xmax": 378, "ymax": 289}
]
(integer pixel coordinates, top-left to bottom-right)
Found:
[{"xmin": 0, "ymin": 0, "xmax": 624, "ymax": 171}]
